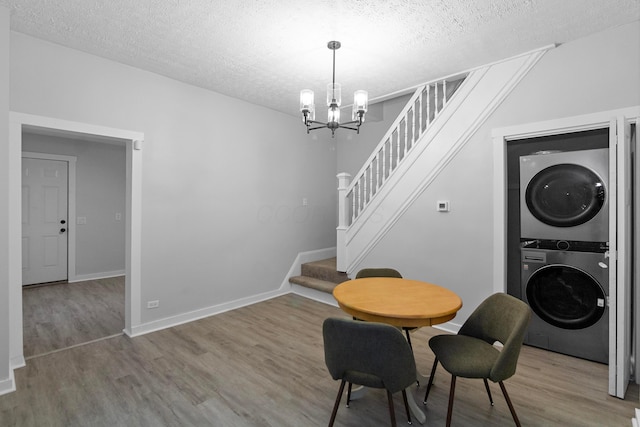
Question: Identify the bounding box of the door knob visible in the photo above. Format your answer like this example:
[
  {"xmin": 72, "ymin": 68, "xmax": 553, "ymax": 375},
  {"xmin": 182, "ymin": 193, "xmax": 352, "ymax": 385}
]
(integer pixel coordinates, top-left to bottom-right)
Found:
[
  {"xmin": 60, "ymin": 220, "xmax": 66, "ymax": 224},
  {"xmin": 60, "ymin": 228, "xmax": 66, "ymax": 233}
]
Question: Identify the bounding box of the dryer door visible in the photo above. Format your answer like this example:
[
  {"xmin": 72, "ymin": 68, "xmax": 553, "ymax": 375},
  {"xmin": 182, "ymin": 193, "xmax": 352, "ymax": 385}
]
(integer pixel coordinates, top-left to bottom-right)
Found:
[
  {"xmin": 525, "ymin": 264, "xmax": 606, "ymax": 330},
  {"xmin": 525, "ymin": 164, "xmax": 606, "ymax": 227}
]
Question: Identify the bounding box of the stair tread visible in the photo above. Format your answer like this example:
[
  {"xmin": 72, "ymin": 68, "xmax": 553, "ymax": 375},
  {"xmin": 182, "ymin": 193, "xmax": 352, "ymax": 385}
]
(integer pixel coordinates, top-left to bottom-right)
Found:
[
  {"xmin": 289, "ymin": 276, "xmax": 346, "ymax": 293},
  {"xmin": 300, "ymin": 257, "xmax": 349, "ymax": 284},
  {"xmin": 290, "ymin": 257, "xmax": 350, "ymax": 295}
]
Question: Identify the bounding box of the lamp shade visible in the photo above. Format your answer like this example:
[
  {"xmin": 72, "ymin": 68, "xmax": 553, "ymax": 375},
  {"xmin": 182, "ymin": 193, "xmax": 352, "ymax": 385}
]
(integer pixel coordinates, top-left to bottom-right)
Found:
[
  {"xmin": 327, "ymin": 82, "xmax": 342, "ymax": 107},
  {"xmin": 300, "ymin": 89, "xmax": 315, "ymax": 111},
  {"xmin": 353, "ymin": 90, "xmax": 368, "ymax": 112}
]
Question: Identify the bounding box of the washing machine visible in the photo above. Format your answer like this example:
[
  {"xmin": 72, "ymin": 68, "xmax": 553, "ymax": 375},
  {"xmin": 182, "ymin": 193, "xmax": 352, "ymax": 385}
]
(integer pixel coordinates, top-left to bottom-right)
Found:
[
  {"xmin": 521, "ymin": 245, "xmax": 609, "ymax": 363},
  {"xmin": 520, "ymin": 148, "xmax": 608, "ymax": 242}
]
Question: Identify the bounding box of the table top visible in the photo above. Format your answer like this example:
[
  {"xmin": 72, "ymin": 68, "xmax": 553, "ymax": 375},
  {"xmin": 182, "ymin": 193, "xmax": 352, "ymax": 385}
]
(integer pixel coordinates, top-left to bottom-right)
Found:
[{"xmin": 333, "ymin": 277, "xmax": 463, "ymax": 328}]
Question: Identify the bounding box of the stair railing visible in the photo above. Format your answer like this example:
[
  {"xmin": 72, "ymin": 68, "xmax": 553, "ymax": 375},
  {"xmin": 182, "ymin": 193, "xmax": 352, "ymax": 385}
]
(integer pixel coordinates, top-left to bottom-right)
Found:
[{"xmin": 338, "ymin": 75, "xmax": 466, "ymax": 228}]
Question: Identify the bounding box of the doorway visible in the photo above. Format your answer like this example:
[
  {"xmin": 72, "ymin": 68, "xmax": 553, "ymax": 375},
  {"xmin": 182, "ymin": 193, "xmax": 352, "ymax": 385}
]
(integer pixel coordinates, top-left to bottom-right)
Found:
[
  {"xmin": 21, "ymin": 135, "xmax": 127, "ymax": 358},
  {"xmin": 8, "ymin": 112, "xmax": 143, "ymax": 370},
  {"xmin": 492, "ymin": 108, "xmax": 639, "ymax": 399}
]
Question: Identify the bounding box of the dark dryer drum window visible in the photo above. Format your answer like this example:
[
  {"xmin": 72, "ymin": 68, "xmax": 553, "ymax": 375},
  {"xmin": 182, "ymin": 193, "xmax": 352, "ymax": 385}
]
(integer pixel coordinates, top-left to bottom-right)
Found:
[
  {"xmin": 525, "ymin": 163, "xmax": 605, "ymax": 227},
  {"xmin": 526, "ymin": 264, "xmax": 606, "ymax": 330}
]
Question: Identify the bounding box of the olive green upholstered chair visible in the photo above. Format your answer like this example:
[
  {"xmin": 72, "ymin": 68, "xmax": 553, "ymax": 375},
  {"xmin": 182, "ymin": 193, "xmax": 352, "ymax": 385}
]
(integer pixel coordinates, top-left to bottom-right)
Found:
[
  {"xmin": 355, "ymin": 268, "xmax": 403, "ymax": 280},
  {"xmin": 354, "ymin": 268, "xmax": 416, "ymax": 348},
  {"xmin": 423, "ymin": 293, "xmax": 531, "ymax": 427},
  {"xmin": 322, "ymin": 317, "xmax": 417, "ymax": 427}
]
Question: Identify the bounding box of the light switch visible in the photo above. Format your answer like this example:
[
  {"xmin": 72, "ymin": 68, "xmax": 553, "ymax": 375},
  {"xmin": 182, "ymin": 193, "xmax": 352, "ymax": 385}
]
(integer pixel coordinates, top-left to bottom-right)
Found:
[{"xmin": 77, "ymin": 217, "xmax": 87, "ymax": 225}]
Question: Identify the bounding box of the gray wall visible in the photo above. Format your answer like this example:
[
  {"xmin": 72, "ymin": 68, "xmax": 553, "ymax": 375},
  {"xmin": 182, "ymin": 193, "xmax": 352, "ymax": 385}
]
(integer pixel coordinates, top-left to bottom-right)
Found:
[
  {"xmin": 349, "ymin": 21, "xmax": 640, "ymax": 324},
  {"xmin": 22, "ymin": 133, "xmax": 126, "ymax": 278},
  {"xmin": 8, "ymin": 31, "xmax": 338, "ymax": 324}
]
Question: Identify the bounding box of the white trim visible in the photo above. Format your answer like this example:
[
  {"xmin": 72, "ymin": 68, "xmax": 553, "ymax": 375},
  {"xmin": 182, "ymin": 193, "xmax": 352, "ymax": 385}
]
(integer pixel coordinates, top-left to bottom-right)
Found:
[
  {"xmin": 344, "ymin": 49, "xmax": 549, "ymax": 274},
  {"xmin": 10, "ymin": 355, "xmax": 25, "ymax": 370},
  {"xmin": 491, "ymin": 106, "xmax": 640, "ymax": 398},
  {"xmin": 369, "ymin": 44, "xmax": 557, "ymax": 106},
  {"xmin": 21, "ymin": 151, "xmax": 77, "ymax": 283},
  {"xmin": 0, "ymin": 369, "xmax": 15, "ymax": 397},
  {"xmin": 8, "ymin": 112, "xmax": 144, "ymax": 381},
  {"xmin": 279, "ymin": 247, "xmax": 338, "ymax": 304},
  {"xmin": 70, "ymin": 270, "xmax": 125, "ymax": 283},
  {"xmin": 128, "ymin": 288, "xmax": 289, "ymax": 337},
  {"xmin": 290, "ymin": 284, "xmax": 339, "ymax": 306},
  {"xmin": 130, "ymin": 247, "xmax": 338, "ymax": 337},
  {"xmin": 491, "ymin": 107, "xmax": 640, "ymax": 142},
  {"xmin": 278, "ymin": 247, "xmax": 337, "ymax": 292},
  {"xmin": 491, "ymin": 106, "xmax": 640, "ymax": 294}
]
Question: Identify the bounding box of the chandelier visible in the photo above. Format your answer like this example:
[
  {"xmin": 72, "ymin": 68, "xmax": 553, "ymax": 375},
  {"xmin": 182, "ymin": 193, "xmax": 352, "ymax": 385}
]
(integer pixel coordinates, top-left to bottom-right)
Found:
[{"xmin": 299, "ymin": 41, "xmax": 368, "ymax": 137}]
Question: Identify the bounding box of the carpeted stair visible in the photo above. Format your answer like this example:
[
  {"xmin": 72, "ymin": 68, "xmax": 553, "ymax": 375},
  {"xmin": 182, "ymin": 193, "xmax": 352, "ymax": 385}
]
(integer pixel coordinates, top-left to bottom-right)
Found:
[{"xmin": 289, "ymin": 257, "xmax": 350, "ymax": 294}]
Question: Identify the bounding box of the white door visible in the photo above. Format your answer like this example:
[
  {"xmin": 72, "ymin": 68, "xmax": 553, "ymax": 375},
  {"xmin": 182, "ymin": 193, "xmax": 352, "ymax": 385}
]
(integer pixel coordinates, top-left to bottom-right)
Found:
[
  {"xmin": 22, "ymin": 157, "xmax": 69, "ymax": 285},
  {"xmin": 608, "ymin": 117, "xmax": 633, "ymax": 398}
]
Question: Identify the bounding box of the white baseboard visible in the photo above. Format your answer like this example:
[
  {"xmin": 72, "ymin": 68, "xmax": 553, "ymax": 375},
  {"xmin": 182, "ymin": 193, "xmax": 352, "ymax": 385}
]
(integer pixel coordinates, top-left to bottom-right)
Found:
[
  {"xmin": 0, "ymin": 370, "xmax": 16, "ymax": 396},
  {"xmin": 69, "ymin": 270, "xmax": 125, "ymax": 283},
  {"xmin": 126, "ymin": 287, "xmax": 289, "ymax": 338},
  {"xmin": 277, "ymin": 247, "xmax": 337, "ymax": 293},
  {"xmin": 127, "ymin": 248, "xmax": 339, "ymax": 338},
  {"xmin": 290, "ymin": 284, "xmax": 339, "ymax": 307},
  {"xmin": 10, "ymin": 355, "xmax": 25, "ymax": 370}
]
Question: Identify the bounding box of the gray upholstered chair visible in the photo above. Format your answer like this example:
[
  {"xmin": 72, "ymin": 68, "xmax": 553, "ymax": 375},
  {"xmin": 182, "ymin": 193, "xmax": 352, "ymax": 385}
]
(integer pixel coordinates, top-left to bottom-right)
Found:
[
  {"xmin": 354, "ymin": 268, "xmax": 416, "ymax": 348},
  {"xmin": 322, "ymin": 317, "xmax": 417, "ymax": 427},
  {"xmin": 423, "ymin": 293, "xmax": 531, "ymax": 427}
]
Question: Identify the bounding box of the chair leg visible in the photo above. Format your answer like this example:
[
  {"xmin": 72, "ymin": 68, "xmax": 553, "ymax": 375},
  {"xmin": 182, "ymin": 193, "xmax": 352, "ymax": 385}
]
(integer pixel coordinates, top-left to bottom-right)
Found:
[
  {"xmin": 402, "ymin": 389, "xmax": 412, "ymax": 425},
  {"xmin": 404, "ymin": 328, "xmax": 413, "ymax": 350},
  {"xmin": 346, "ymin": 382, "xmax": 352, "ymax": 407},
  {"xmin": 499, "ymin": 381, "xmax": 522, "ymax": 427},
  {"xmin": 483, "ymin": 378, "xmax": 494, "ymax": 406},
  {"xmin": 328, "ymin": 380, "xmax": 346, "ymax": 427},
  {"xmin": 446, "ymin": 375, "xmax": 457, "ymax": 427},
  {"xmin": 423, "ymin": 357, "xmax": 439, "ymax": 404},
  {"xmin": 387, "ymin": 390, "xmax": 397, "ymax": 427}
]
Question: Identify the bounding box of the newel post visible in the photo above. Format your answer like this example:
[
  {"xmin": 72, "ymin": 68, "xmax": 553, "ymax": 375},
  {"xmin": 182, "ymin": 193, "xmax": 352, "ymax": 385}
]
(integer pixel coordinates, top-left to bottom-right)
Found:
[{"xmin": 336, "ymin": 172, "xmax": 351, "ymax": 272}]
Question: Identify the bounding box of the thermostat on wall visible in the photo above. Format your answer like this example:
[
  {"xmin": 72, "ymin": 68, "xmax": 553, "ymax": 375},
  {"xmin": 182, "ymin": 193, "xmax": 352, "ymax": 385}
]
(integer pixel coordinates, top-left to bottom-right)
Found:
[{"xmin": 437, "ymin": 200, "xmax": 450, "ymax": 212}]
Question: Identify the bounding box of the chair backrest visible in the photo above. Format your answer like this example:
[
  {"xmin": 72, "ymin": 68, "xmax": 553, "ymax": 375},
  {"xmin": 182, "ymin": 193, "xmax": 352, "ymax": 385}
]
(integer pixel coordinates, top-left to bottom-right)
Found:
[
  {"xmin": 458, "ymin": 293, "xmax": 531, "ymax": 382},
  {"xmin": 322, "ymin": 318, "xmax": 416, "ymax": 393},
  {"xmin": 355, "ymin": 268, "xmax": 403, "ymax": 279}
]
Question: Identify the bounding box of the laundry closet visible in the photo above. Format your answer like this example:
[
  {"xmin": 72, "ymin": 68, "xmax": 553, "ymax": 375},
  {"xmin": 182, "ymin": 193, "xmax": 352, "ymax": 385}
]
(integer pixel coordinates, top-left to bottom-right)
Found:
[{"xmin": 505, "ymin": 127, "xmax": 634, "ymax": 366}]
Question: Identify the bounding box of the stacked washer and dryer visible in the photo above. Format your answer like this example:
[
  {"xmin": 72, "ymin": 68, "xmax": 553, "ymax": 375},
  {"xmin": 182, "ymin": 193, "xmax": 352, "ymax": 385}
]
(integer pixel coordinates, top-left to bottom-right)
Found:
[{"xmin": 520, "ymin": 148, "xmax": 609, "ymax": 364}]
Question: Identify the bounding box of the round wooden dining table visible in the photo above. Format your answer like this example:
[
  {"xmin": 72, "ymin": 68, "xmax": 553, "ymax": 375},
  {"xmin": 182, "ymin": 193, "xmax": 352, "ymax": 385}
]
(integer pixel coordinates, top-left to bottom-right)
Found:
[
  {"xmin": 333, "ymin": 277, "xmax": 462, "ymax": 328},
  {"xmin": 332, "ymin": 277, "xmax": 463, "ymax": 425}
]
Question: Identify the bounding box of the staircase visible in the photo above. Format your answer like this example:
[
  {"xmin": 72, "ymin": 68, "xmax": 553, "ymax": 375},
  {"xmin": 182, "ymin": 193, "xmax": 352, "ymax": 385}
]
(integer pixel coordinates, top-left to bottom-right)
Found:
[
  {"xmin": 289, "ymin": 257, "xmax": 349, "ymax": 295},
  {"xmin": 337, "ymin": 49, "xmax": 550, "ymax": 273}
]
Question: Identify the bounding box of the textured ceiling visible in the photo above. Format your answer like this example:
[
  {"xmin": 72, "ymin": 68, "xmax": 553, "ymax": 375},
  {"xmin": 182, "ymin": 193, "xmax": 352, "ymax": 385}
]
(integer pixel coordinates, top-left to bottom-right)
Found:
[{"xmin": 1, "ymin": 0, "xmax": 639, "ymax": 117}]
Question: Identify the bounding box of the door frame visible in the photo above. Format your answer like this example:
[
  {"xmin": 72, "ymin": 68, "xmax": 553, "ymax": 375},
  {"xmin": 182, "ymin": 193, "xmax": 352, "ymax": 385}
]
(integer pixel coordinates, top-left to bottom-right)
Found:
[
  {"xmin": 21, "ymin": 152, "xmax": 77, "ymax": 284},
  {"xmin": 8, "ymin": 112, "xmax": 144, "ymax": 371},
  {"xmin": 491, "ymin": 106, "xmax": 640, "ymax": 398}
]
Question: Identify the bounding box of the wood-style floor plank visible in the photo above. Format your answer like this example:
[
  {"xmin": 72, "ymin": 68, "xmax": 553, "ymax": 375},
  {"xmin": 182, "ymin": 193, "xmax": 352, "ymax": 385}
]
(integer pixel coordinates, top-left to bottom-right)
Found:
[
  {"xmin": 2, "ymin": 294, "xmax": 637, "ymax": 426},
  {"xmin": 22, "ymin": 277, "xmax": 125, "ymax": 358}
]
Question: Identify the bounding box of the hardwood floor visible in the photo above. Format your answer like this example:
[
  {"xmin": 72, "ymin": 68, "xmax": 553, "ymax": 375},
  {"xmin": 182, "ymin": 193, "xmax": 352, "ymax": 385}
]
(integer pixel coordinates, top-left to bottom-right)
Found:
[
  {"xmin": 1, "ymin": 294, "xmax": 637, "ymax": 426},
  {"xmin": 22, "ymin": 276, "xmax": 125, "ymax": 358}
]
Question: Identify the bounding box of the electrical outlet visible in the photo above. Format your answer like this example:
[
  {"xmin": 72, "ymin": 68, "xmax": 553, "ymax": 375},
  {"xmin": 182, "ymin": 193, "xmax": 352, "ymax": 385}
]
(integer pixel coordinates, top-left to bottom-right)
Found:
[
  {"xmin": 147, "ymin": 300, "xmax": 159, "ymax": 309},
  {"xmin": 436, "ymin": 200, "xmax": 450, "ymax": 212}
]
